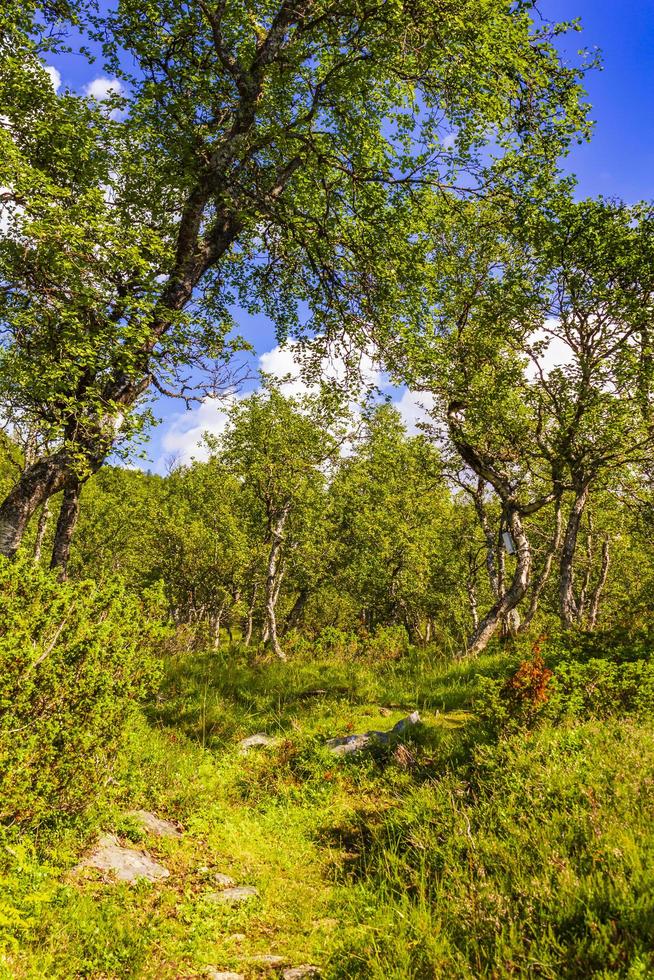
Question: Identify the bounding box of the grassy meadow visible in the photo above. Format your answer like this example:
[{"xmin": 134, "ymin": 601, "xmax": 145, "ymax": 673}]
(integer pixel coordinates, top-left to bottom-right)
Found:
[{"xmin": 2, "ymin": 638, "xmax": 654, "ymax": 979}]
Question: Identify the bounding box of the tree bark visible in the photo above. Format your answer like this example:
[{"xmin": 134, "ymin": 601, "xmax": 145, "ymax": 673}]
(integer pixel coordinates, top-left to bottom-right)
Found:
[
  {"xmin": 50, "ymin": 481, "xmax": 82, "ymax": 578},
  {"xmin": 282, "ymin": 586, "xmax": 309, "ymax": 636},
  {"xmin": 559, "ymin": 483, "xmax": 590, "ymax": 628},
  {"xmin": 518, "ymin": 498, "xmax": 563, "ymax": 633},
  {"xmin": 465, "ymin": 509, "xmax": 531, "ymax": 657},
  {"xmin": 33, "ymin": 500, "xmax": 51, "ymax": 562},
  {"xmin": 586, "ymin": 536, "xmax": 610, "ymax": 629},
  {"xmin": 0, "ymin": 452, "xmax": 71, "ymax": 558},
  {"xmin": 264, "ymin": 502, "xmax": 291, "ymax": 660}
]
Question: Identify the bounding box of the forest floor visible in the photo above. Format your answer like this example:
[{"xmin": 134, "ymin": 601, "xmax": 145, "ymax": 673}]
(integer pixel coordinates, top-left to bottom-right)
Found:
[{"xmin": 2, "ymin": 646, "xmax": 654, "ymax": 979}]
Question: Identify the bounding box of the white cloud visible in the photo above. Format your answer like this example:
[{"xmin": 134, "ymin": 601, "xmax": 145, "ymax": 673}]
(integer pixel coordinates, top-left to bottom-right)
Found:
[
  {"xmin": 525, "ymin": 319, "xmax": 574, "ymax": 380},
  {"xmin": 394, "ymin": 389, "xmax": 435, "ymax": 434},
  {"xmin": 44, "ymin": 65, "xmax": 61, "ymax": 92},
  {"xmin": 161, "ymin": 393, "xmax": 240, "ymax": 465},
  {"xmin": 85, "ymin": 77, "xmax": 123, "ymax": 101},
  {"xmin": 160, "ymin": 342, "xmax": 435, "ymax": 466},
  {"xmin": 259, "ymin": 342, "xmax": 383, "ymax": 396}
]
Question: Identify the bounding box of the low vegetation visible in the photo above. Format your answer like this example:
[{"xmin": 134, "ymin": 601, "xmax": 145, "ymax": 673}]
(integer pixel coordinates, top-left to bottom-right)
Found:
[{"xmin": 1, "ymin": 612, "xmax": 654, "ymax": 978}]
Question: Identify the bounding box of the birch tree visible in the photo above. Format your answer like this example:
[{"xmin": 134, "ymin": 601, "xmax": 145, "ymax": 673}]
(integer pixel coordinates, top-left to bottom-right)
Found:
[{"xmin": 0, "ymin": 0, "xmax": 590, "ymax": 555}]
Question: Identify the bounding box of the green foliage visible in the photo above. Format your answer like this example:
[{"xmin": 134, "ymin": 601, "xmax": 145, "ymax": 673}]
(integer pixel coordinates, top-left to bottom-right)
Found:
[
  {"xmin": 0, "ymin": 558, "xmax": 163, "ymax": 828},
  {"xmin": 2, "ymin": 643, "xmax": 654, "ymax": 977}
]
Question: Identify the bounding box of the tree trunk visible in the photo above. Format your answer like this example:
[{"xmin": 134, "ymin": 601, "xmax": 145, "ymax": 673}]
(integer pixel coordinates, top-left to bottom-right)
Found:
[
  {"xmin": 518, "ymin": 497, "xmax": 563, "ymax": 633},
  {"xmin": 211, "ymin": 602, "xmax": 226, "ymax": 650},
  {"xmin": 586, "ymin": 536, "xmax": 610, "ymax": 629},
  {"xmin": 559, "ymin": 484, "xmax": 590, "ymax": 629},
  {"xmin": 264, "ymin": 503, "xmax": 291, "ymax": 660},
  {"xmin": 472, "ymin": 478, "xmax": 500, "ymax": 597},
  {"xmin": 33, "ymin": 500, "xmax": 51, "ymax": 562},
  {"xmin": 465, "ymin": 509, "xmax": 531, "ymax": 656},
  {"xmin": 466, "ymin": 579, "xmax": 479, "ymax": 631},
  {"xmin": 0, "ymin": 452, "xmax": 70, "ymax": 557},
  {"xmin": 50, "ymin": 481, "xmax": 82, "ymax": 578},
  {"xmin": 282, "ymin": 586, "xmax": 309, "ymax": 636}
]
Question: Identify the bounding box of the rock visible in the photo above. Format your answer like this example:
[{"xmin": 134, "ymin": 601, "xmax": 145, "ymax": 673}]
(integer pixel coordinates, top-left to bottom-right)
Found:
[
  {"xmin": 283, "ymin": 968, "xmax": 320, "ymax": 979},
  {"xmin": 325, "ymin": 733, "xmax": 370, "ymax": 756},
  {"xmin": 390, "ymin": 711, "xmax": 421, "ymax": 735},
  {"xmin": 209, "ymin": 885, "xmax": 259, "ymax": 904},
  {"xmin": 238, "ymin": 733, "xmax": 277, "ymax": 754},
  {"xmin": 214, "ymin": 872, "xmax": 236, "ymax": 887},
  {"xmin": 325, "ymin": 711, "xmax": 421, "ymax": 756},
  {"xmin": 206, "ymin": 971, "xmax": 245, "ymax": 980},
  {"xmin": 229, "ymin": 933, "xmax": 247, "ymax": 942},
  {"xmin": 127, "ymin": 809, "xmax": 182, "ymax": 839},
  {"xmin": 247, "ymin": 954, "xmax": 287, "ymax": 967},
  {"xmin": 74, "ymin": 834, "xmax": 169, "ymax": 883}
]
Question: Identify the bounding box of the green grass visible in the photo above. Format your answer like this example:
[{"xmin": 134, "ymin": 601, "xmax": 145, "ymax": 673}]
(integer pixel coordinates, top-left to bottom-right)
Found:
[{"xmin": 2, "ymin": 645, "xmax": 654, "ymax": 978}]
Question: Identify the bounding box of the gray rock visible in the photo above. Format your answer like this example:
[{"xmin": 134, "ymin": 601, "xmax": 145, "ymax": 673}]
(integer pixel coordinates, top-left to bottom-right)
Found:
[
  {"xmin": 214, "ymin": 872, "xmax": 236, "ymax": 887},
  {"xmin": 127, "ymin": 809, "xmax": 182, "ymax": 838},
  {"xmin": 206, "ymin": 972, "xmax": 245, "ymax": 980},
  {"xmin": 283, "ymin": 968, "xmax": 321, "ymax": 980},
  {"xmin": 238, "ymin": 733, "xmax": 277, "ymax": 754},
  {"xmin": 325, "ymin": 711, "xmax": 421, "ymax": 756},
  {"xmin": 210, "ymin": 885, "xmax": 259, "ymax": 904},
  {"xmin": 75, "ymin": 834, "xmax": 170, "ymax": 883},
  {"xmin": 247, "ymin": 954, "xmax": 287, "ymax": 967}
]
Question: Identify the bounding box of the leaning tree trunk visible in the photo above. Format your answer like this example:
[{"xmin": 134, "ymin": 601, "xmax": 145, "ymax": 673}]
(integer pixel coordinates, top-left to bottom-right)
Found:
[
  {"xmin": 559, "ymin": 484, "xmax": 590, "ymax": 629},
  {"xmin": 282, "ymin": 586, "xmax": 309, "ymax": 636},
  {"xmin": 0, "ymin": 452, "xmax": 71, "ymax": 557},
  {"xmin": 465, "ymin": 509, "xmax": 532, "ymax": 657},
  {"xmin": 50, "ymin": 481, "xmax": 82, "ymax": 578}
]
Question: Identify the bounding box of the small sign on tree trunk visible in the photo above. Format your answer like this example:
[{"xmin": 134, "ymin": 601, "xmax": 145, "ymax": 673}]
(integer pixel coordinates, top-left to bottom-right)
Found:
[{"xmin": 502, "ymin": 531, "xmax": 516, "ymax": 555}]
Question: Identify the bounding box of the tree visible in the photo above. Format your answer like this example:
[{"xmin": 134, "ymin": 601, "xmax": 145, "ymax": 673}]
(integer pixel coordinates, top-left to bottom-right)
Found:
[
  {"xmin": 329, "ymin": 404, "xmax": 467, "ymax": 644},
  {"xmin": 0, "ymin": 0, "xmax": 590, "ymax": 555},
  {"xmin": 380, "ymin": 197, "xmax": 654, "ymax": 652},
  {"xmin": 212, "ymin": 385, "xmax": 347, "ymax": 658}
]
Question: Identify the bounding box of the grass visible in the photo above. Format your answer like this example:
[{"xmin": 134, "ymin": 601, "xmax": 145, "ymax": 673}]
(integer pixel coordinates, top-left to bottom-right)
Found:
[{"xmin": 1, "ymin": 644, "xmax": 654, "ymax": 978}]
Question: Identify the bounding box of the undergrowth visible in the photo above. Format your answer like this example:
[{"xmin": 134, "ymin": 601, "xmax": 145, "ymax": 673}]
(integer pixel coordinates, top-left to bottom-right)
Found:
[{"xmin": 1, "ymin": 636, "xmax": 653, "ymax": 978}]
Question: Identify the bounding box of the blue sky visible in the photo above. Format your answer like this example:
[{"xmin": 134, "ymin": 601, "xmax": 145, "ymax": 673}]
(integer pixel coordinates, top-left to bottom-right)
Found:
[{"xmin": 45, "ymin": 1, "xmax": 654, "ymax": 469}]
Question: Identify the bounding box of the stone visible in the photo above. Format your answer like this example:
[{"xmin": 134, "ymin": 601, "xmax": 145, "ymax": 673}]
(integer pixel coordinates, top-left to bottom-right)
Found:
[
  {"xmin": 127, "ymin": 809, "xmax": 182, "ymax": 839},
  {"xmin": 325, "ymin": 711, "xmax": 421, "ymax": 756},
  {"xmin": 210, "ymin": 885, "xmax": 259, "ymax": 904},
  {"xmin": 247, "ymin": 954, "xmax": 287, "ymax": 968},
  {"xmin": 74, "ymin": 834, "xmax": 169, "ymax": 883},
  {"xmin": 238, "ymin": 733, "xmax": 277, "ymax": 754},
  {"xmin": 283, "ymin": 968, "xmax": 320, "ymax": 979},
  {"xmin": 206, "ymin": 972, "xmax": 245, "ymax": 980},
  {"xmin": 214, "ymin": 872, "xmax": 236, "ymax": 887}
]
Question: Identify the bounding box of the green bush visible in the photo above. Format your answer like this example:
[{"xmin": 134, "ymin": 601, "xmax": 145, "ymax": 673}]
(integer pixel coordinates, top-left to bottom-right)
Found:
[
  {"xmin": 476, "ymin": 638, "xmax": 654, "ymax": 735},
  {"xmin": 0, "ymin": 558, "xmax": 163, "ymax": 827},
  {"xmin": 547, "ymin": 657, "xmax": 654, "ymax": 721}
]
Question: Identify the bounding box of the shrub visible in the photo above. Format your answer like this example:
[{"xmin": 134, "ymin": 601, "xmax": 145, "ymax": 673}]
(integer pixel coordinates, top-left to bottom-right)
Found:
[
  {"xmin": 547, "ymin": 657, "xmax": 654, "ymax": 722},
  {"xmin": 0, "ymin": 558, "xmax": 163, "ymax": 827},
  {"xmin": 362, "ymin": 624, "xmax": 413, "ymax": 662}
]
